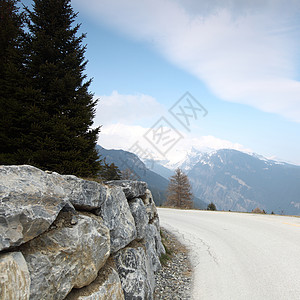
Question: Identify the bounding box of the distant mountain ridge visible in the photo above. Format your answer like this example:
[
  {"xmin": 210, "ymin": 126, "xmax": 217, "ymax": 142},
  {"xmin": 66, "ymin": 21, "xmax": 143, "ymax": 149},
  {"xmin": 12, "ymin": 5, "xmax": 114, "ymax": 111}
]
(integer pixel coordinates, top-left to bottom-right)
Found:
[
  {"xmin": 96, "ymin": 145, "xmax": 168, "ymax": 206},
  {"xmin": 97, "ymin": 145, "xmax": 300, "ymax": 215},
  {"xmin": 96, "ymin": 145, "xmax": 207, "ymax": 209},
  {"xmin": 184, "ymin": 149, "xmax": 300, "ymax": 215}
]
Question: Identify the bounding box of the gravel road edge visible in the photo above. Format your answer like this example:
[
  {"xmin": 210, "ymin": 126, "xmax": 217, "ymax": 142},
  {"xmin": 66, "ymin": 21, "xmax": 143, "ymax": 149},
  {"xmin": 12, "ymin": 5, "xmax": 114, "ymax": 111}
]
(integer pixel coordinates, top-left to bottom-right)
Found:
[{"xmin": 154, "ymin": 227, "xmax": 193, "ymax": 300}]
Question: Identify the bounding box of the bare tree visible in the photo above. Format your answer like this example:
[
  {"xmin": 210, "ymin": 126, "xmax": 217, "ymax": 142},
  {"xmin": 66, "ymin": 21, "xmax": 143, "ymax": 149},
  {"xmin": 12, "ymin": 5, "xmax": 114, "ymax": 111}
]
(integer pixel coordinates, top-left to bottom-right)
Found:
[
  {"xmin": 166, "ymin": 168, "xmax": 193, "ymax": 208},
  {"xmin": 121, "ymin": 168, "xmax": 138, "ymax": 180}
]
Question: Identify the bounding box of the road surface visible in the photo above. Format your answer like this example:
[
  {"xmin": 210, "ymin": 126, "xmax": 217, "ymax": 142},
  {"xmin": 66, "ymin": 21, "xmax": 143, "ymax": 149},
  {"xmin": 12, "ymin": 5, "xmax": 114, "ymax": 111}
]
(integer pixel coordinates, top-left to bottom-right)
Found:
[{"xmin": 158, "ymin": 208, "xmax": 300, "ymax": 300}]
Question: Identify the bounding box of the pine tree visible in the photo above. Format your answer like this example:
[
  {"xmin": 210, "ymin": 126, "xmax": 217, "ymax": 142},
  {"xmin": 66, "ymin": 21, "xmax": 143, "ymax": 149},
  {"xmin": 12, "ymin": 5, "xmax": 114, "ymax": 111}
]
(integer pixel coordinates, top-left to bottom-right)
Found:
[
  {"xmin": 0, "ymin": 0, "xmax": 27, "ymax": 164},
  {"xmin": 18, "ymin": 0, "xmax": 101, "ymax": 176},
  {"xmin": 166, "ymin": 168, "xmax": 193, "ymax": 208}
]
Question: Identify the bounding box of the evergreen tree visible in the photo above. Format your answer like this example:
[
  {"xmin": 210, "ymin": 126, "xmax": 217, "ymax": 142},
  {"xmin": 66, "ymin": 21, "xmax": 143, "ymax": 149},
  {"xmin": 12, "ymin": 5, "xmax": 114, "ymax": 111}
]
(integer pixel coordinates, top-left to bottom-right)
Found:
[
  {"xmin": 207, "ymin": 202, "xmax": 217, "ymax": 211},
  {"xmin": 0, "ymin": 0, "xmax": 27, "ymax": 164},
  {"xmin": 99, "ymin": 159, "xmax": 121, "ymax": 181},
  {"xmin": 19, "ymin": 0, "xmax": 101, "ymax": 176},
  {"xmin": 166, "ymin": 168, "xmax": 193, "ymax": 208}
]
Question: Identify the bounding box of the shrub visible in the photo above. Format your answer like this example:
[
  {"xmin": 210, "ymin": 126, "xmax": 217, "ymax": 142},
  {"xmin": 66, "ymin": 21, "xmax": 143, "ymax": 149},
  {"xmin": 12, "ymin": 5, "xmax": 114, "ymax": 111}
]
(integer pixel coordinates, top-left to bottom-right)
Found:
[{"xmin": 207, "ymin": 202, "xmax": 217, "ymax": 211}]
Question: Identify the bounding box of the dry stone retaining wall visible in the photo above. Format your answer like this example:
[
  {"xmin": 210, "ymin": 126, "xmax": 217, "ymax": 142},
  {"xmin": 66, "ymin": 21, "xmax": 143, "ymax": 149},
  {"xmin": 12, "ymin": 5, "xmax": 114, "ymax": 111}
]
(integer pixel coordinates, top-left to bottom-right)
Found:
[{"xmin": 0, "ymin": 165, "xmax": 165, "ymax": 300}]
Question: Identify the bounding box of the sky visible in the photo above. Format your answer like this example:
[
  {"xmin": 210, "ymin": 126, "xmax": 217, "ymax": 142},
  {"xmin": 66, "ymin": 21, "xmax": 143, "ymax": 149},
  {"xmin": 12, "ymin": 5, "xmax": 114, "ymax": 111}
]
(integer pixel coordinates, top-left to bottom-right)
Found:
[{"xmin": 24, "ymin": 0, "xmax": 300, "ymax": 165}]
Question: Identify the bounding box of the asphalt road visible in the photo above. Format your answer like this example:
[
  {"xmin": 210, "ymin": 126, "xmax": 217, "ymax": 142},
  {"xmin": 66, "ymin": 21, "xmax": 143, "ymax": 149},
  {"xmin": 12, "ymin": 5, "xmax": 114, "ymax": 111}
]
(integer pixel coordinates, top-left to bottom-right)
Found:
[{"xmin": 157, "ymin": 208, "xmax": 300, "ymax": 300}]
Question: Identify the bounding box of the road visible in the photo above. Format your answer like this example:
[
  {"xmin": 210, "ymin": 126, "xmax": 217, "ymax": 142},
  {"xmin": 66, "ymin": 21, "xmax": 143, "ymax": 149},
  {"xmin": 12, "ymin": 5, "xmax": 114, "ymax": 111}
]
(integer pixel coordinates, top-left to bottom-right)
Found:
[{"xmin": 157, "ymin": 208, "xmax": 300, "ymax": 300}]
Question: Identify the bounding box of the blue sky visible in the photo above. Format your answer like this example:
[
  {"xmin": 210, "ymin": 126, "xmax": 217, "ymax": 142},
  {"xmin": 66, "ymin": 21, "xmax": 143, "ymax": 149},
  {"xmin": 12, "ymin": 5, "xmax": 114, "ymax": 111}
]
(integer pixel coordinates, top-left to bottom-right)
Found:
[{"xmin": 23, "ymin": 0, "xmax": 300, "ymax": 165}]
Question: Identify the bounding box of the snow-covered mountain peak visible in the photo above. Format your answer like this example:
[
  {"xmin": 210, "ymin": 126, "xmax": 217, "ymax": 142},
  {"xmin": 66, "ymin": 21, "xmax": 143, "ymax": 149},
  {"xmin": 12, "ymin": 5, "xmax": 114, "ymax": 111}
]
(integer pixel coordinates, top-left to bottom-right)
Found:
[{"xmin": 138, "ymin": 144, "xmax": 293, "ymax": 173}]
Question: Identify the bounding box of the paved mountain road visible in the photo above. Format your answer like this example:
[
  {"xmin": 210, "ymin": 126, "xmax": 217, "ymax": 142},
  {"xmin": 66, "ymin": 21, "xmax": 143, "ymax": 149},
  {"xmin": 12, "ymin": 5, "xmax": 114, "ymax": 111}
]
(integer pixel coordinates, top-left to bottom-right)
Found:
[{"xmin": 158, "ymin": 208, "xmax": 300, "ymax": 300}]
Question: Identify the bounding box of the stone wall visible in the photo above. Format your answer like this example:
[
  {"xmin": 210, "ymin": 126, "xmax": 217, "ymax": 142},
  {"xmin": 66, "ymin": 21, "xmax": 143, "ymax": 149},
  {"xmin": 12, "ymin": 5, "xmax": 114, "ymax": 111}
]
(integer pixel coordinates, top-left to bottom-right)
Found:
[{"xmin": 0, "ymin": 165, "xmax": 165, "ymax": 300}]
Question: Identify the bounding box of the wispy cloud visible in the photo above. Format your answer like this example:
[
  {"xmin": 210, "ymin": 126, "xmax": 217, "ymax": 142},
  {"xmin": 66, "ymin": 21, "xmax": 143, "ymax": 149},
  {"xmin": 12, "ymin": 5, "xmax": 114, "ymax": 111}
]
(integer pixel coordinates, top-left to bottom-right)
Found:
[
  {"xmin": 75, "ymin": 0, "xmax": 300, "ymax": 122},
  {"xmin": 93, "ymin": 91, "xmax": 165, "ymax": 127}
]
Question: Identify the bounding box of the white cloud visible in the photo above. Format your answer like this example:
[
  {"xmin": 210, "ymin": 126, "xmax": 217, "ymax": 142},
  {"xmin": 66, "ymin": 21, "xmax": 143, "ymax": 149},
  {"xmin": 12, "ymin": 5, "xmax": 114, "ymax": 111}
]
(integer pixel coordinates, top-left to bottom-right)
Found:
[
  {"xmin": 98, "ymin": 122, "xmax": 251, "ymax": 164},
  {"xmin": 74, "ymin": 0, "xmax": 300, "ymax": 122},
  {"xmin": 164, "ymin": 134, "xmax": 252, "ymax": 164},
  {"xmin": 98, "ymin": 123, "xmax": 146, "ymax": 150},
  {"xmin": 180, "ymin": 135, "xmax": 251, "ymax": 153},
  {"xmin": 98, "ymin": 123, "xmax": 300, "ymax": 165},
  {"xmin": 93, "ymin": 91, "xmax": 165, "ymax": 127}
]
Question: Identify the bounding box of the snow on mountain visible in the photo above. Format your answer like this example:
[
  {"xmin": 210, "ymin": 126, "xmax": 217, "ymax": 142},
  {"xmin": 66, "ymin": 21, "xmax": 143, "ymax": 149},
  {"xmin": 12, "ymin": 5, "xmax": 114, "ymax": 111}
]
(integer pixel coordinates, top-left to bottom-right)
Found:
[
  {"xmin": 186, "ymin": 149, "xmax": 300, "ymax": 215},
  {"xmin": 250, "ymin": 153, "xmax": 288, "ymax": 166},
  {"xmin": 161, "ymin": 147, "xmax": 293, "ymax": 172},
  {"xmin": 162, "ymin": 147, "xmax": 215, "ymax": 171},
  {"xmin": 138, "ymin": 147, "xmax": 300, "ymax": 215}
]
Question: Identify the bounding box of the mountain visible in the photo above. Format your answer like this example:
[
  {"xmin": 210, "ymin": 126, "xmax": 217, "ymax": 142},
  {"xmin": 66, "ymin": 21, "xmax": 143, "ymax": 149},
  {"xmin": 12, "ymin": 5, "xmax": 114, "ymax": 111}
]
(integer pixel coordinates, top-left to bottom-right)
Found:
[
  {"xmin": 176, "ymin": 147, "xmax": 209, "ymax": 172},
  {"xmin": 96, "ymin": 145, "xmax": 168, "ymax": 206},
  {"xmin": 186, "ymin": 149, "xmax": 300, "ymax": 215},
  {"xmin": 97, "ymin": 145, "xmax": 300, "ymax": 215},
  {"xmin": 143, "ymin": 159, "xmax": 173, "ymax": 180},
  {"xmin": 96, "ymin": 145, "xmax": 207, "ymax": 209}
]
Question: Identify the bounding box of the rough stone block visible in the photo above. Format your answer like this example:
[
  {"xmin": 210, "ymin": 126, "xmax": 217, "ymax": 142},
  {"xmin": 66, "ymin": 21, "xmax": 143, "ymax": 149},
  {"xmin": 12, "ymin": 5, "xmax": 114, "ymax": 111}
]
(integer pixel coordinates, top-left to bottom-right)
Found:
[
  {"xmin": 128, "ymin": 198, "xmax": 148, "ymax": 240},
  {"xmin": 105, "ymin": 180, "xmax": 147, "ymax": 200},
  {"xmin": 0, "ymin": 165, "xmax": 69, "ymax": 251},
  {"xmin": 96, "ymin": 186, "xmax": 136, "ymax": 253},
  {"xmin": 0, "ymin": 251, "xmax": 30, "ymax": 300},
  {"xmin": 21, "ymin": 212, "xmax": 110, "ymax": 300},
  {"xmin": 141, "ymin": 189, "xmax": 158, "ymax": 222},
  {"xmin": 63, "ymin": 175, "xmax": 107, "ymax": 210},
  {"xmin": 114, "ymin": 247, "xmax": 154, "ymax": 300},
  {"xmin": 66, "ymin": 263, "xmax": 124, "ymax": 300},
  {"xmin": 144, "ymin": 224, "xmax": 162, "ymax": 273}
]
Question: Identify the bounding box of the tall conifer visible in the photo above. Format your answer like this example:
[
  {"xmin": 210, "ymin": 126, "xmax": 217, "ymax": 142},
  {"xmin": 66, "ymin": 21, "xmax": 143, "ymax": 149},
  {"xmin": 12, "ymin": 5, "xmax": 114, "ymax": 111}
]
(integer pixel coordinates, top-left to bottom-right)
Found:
[
  {"xmin": 22, "ymin": 0, "xmax": 101, "ymax": 176},
  {"xmin": 0, "ymin": 0, "xmax": 26, "ymax": 164}
]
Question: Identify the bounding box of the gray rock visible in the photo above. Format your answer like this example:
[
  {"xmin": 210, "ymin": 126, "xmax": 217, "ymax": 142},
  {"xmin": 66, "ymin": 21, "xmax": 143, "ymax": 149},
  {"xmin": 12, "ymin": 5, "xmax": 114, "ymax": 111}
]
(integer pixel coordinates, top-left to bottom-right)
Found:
[
  {"xmin": 0, "ymin": 252, "xmax": 31, "ymax": 300},
  {"xmin": 0, "ymin": 165, "xmax": 112, "ymax": 251},
  {"xmin": 149, "ymin": 218, "xmax": 165, "ymax": 257},
  {"xmin": 96, "ymin": 186, "xmax": 136, "ymax": 253},
  {"xmin": 63, "ymin": 175, "xmax": 107, "ymax": 210},
  {"xmin": 154, "ymin": 225, "xmax": 166, "ymax": 257},
  {"xmin": 114, "ymin": 247, "xmax": 154, "ymax": 300},
  {"xmin": 141, "ymin": 190, "xmax": 165, "ymax": 257},
  {"xmin": 61, "ymin": 201, "xmax": 77, "ymax": 213},
  {"xmin": 128, "ymin": 198, "xmax": 148, "ymax": 240},
  {"xmin": 0, "ymin": 165, "xmax": 69, "ymax": 251},
  {"xmin": 0, "ymin": 165, "xmax": 67, "ymax": 197},
  {"xmin": 106, "ymin": 180, "xmax": 147, "ymax": 200},
  {"xmin": 141, "ymin": 189, "xmax": 158, "ymax": 222},
  {"xmin": 21, "ymin": 213, "xmax": 110, "ymax": 300},
  {"xmin": 70, "ymin": 215, "xmax": 78, "ymax": 225},
  {"xmin": 144, "ymin": 224, "xmax": 162, "ymax": 273},
  {"xmin": 66, "ymin": 264, "xmax": 125, "ymax": 300},
  {"xmin": 151, "ymin": 217, "xmax": 160, "ymax": 233},
  {"xmin": 140, "ymin": 190, "xmax": 165, "ymax": 257}
]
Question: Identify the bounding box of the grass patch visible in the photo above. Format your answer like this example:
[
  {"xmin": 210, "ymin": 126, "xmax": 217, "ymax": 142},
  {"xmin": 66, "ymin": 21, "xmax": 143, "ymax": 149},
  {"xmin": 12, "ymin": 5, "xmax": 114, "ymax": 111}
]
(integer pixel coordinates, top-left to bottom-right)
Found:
[{"xmin": 160, "ymin": 252, "xmax": 171, "ymax": 266}]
